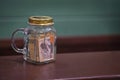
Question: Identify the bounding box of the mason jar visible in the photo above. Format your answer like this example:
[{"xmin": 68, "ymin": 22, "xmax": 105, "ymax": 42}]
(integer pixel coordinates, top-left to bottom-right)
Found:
[{"xmin": 11, "ymin": 16, "xmax": 56, "ymax": 64}]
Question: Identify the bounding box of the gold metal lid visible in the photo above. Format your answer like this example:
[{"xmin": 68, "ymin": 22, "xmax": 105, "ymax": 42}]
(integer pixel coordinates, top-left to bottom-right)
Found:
[{"xmin": 28, "ymin": 16, "xmax": 54, "ymax": 26}]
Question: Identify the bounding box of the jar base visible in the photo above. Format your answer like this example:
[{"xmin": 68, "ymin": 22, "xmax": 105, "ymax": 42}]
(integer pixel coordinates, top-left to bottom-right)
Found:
[{"xmin": 25, "ymin": 58, "xmax": 55, "ymax": 64}]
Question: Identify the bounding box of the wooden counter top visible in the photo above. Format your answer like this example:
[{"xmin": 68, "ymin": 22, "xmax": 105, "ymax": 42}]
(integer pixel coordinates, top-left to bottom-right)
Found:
[{"xmin": 0, "ymin": 51, "xmax": 120, "ymax": 80}]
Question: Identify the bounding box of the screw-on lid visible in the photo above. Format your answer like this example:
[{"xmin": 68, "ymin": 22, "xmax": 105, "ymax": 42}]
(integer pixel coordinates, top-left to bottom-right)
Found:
[{"xmin": 28, "ymin": 16, "xmax": 54, "ymax": 26}]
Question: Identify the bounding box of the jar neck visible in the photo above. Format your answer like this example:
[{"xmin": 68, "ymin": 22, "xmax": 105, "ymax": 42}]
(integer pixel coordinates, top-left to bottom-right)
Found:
[
  {"xmin": 28, "ymin": 25, "xmax": 55, "ymax": 33},
  {"xmin": 29, "ymin": 24, "xmax": 53, "ymax": 28}
]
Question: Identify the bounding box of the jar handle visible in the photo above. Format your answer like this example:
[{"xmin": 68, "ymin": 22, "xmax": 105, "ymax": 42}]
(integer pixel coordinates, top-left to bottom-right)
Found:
[{"xmin": 11, "ymin": 28, "xmax": 27, "ymax": 54}]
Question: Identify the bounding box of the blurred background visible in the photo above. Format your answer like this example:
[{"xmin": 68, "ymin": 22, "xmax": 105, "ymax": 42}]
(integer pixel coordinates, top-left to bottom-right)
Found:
[{"xmin": 0, "ymin": 0, "xmax": 120, "ymax": 39}]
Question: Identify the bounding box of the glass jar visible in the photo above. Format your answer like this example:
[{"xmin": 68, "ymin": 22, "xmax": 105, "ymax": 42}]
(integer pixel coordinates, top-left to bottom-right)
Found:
[{"xmin": 11, "ymin": 16, "xmax": 56, "ymax": 64}]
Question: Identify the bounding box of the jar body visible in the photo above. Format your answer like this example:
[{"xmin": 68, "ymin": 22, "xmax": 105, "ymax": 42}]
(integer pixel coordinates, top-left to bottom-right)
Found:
[
  {"xmin": 24, "ymin": 25, "xmax": 56, "ymax": 64},
  {"xmin": 11, "ymin": 16, "xmax": 56, "ymax": 64}
]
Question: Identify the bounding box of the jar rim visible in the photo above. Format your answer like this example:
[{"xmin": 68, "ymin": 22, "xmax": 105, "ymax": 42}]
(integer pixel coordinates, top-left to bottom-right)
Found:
[{"xmin": 28, "ymin": 16, "xmax": 54, "ymax": 26}]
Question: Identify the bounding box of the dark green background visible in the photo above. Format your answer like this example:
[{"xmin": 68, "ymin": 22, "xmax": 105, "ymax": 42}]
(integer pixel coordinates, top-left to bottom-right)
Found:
[{"xmin": 0, "ymin": 0, "xmax": 120, "ymax": 39}]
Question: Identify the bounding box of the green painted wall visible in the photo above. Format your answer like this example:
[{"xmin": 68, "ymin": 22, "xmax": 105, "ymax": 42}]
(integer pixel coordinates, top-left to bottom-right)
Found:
[{"xmin": 0, "ymin": 0, "xmax": 120, "ymax": 39}]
